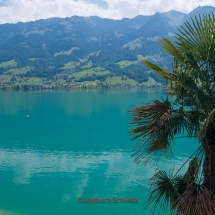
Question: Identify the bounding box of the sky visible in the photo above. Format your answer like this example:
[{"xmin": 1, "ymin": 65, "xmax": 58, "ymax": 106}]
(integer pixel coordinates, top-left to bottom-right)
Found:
[{"xmin": 0, "ymin": 0, "xmax": 214, "ymax": 24}]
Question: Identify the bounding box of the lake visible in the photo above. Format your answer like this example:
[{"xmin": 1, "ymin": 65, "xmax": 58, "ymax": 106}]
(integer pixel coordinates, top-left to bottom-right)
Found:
[{"xmin": 0, "ymin": 89, "xmax": 198, "ymax": 215}]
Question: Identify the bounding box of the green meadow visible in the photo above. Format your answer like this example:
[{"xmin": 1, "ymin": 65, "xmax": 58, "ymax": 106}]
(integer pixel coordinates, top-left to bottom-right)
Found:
[{"xmin": 0, "ymin": 59, "xmax": 17, "ymax": 68}]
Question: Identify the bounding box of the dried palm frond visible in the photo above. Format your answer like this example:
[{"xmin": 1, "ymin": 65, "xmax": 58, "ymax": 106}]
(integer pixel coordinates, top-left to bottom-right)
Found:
[
  {"xmin": 130, "ymin": 100, "xmax": 171, "ymax": 139},
  {"xmin": 130, "ymin": 99, "xmax": 204, "ymax": 164},
  {"xmin": 173, "ymin": 183, "xmax": 215, "ymax": 215},
  {"xmin": 130, "ymin": 99, "xmax": 173, "ymax": 163}
]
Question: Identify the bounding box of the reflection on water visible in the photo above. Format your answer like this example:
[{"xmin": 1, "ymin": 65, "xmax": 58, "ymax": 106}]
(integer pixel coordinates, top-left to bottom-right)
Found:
[
  {"xmin": 0, "ymin": 148, "xmax": 188, "ymax": 186},
  {"xmin": 0, "ymin": 89, "xmax": 198, "ymax": 215},
  {"xmin": 0, "ymin": 148, "xmax": 192, "ymax": 213}
]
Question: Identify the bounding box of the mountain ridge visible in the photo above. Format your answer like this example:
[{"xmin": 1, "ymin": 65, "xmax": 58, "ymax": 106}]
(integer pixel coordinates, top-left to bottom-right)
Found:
[{"xmin": 0, "ymin": 5, "xmax": 214, "ymax": 85}]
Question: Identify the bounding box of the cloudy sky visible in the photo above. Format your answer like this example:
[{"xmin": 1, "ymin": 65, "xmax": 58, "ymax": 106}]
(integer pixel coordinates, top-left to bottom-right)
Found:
[{"xmin": 0, "ymin": 0, "xmax": 214, "ymax": 24}]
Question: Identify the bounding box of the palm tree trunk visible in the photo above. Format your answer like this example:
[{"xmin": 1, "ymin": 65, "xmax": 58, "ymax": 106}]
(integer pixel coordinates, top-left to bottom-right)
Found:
[
  {"xmin": 203, "ymin": 146, "xmax": 215, "ymax": 194},
  {"xmin": 203, "ymin": 123, "xmax": 215, "ymax": 196}
]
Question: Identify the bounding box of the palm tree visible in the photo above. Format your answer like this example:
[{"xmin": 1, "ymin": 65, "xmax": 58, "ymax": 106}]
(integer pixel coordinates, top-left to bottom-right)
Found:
[{"xmin": 129, "ymin": 14, "xmax": 215, "ymax": 215}]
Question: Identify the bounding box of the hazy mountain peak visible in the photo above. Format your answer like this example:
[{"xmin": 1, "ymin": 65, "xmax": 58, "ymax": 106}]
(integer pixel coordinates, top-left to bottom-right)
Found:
[
  {"xmin": 183, "ymin": 5, "xmax": 215, "ymax": 21},
  {"xmin": 161, "ymin": 10, "xmax": 185, "ymax": 26}
]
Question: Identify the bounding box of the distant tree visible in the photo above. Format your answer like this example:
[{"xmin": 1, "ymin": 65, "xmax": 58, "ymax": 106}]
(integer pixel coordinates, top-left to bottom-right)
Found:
[{"xmin": 11, "ymin": 76, "xmax": 16, "ymax": 82}]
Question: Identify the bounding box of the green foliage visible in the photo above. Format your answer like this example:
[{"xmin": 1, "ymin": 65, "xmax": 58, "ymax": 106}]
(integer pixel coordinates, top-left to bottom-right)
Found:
[
  {"xmin": 104, "ymin": 62, "xmax": 149, "ymax": 83},
  {"xmin": 146, "ymin": 157, "xmax": 201, "ymax": 215},
  {"xmin": 10, "ymin": 75, "xmax": 16, "ymax": 82},
  {"xmin": 117, "ymin": 60, "xmax": 137, "ymax": 68},
  {"xmin": 77, "ymin": 74, "xmax": 109, "ymax": 82},
  {"xmin": 0, "ymin": 14, "xmax": 175, "ymax": 80},
  {"xmin": 0, "ymin": 59, "xmax": 17, "ymax": 68}
]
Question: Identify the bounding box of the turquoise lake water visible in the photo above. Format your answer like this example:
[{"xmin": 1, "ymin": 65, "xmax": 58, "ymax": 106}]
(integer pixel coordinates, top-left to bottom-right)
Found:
[{"xmin": 0, "ymin": 89, "xmax": 199, "ymax": 215}]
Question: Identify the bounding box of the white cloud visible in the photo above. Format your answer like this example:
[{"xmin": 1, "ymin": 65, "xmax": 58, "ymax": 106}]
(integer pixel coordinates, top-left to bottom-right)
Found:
[{"xmin": 0, "ymin": 0, "xmax": 214, "ymax": 24}]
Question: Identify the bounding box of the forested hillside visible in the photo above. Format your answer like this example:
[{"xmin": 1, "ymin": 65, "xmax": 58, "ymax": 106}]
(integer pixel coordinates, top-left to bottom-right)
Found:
[{"xmin": 0, "ymin": 6, "xmax": 214, "ymax": 86}]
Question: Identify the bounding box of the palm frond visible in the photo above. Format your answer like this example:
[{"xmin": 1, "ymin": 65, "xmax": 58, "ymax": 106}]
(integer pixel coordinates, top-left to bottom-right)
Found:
[
  {"xmin": 130, "ymin": 98, "xmax": 205, "ymax": 164},
  {"xmin": 169, "ymin": 62, "xmax": 213, "ymax": 109},
  {"xmin": 143, "ymin": 56, "xmax": 213, "ymax": 111},
  {"xmin": 130, "ymin": 99, "xmax": 174, "ymax": 163},
  {"xmin": 184, "ymin": 110, "xmax": 206, "ymax": 136},
  {"xmin": 174, "ymin": 175, "xmax": 187, "ymax": 196},
  {"xmin": 173, "ymin": 157, "xmax": 201, "ymax": 201},
  {"xmin": 160, "ymin": 37, "xmax": 185, "ymax": 62},
  {"xmin": 173, "ymin": 183, "xmax": 215, "ymax": 215},
  {"xmin": 130, "ymin": 99, "xmax": 171, "ymax": 140},
  {"xmin": 142, "ymin": 60, "xmax": 182, "ymax": 84},
  {"xmin": 144, "ymin": 169, "xmax": 178, "ymax": 215},
  {"xmin": 176, "ymin": 14, "xmax": 215, "ymax": 61},
  {"xmin": 199, "ymin": 108, "xmax": 215, "ymax": 140},
  {"xmin": 183, "ymin": 157, "xmax": 199, "ymax": 183},
  {"xmin": 144, "ymin": 154, "xmax": 205, "ymax": 214}
]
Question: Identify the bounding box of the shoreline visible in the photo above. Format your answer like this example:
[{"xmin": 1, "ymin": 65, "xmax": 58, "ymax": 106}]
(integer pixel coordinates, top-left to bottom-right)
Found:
[{"xmin": 0, "ymin": 84, "xmax": 165, "ymax": 91}]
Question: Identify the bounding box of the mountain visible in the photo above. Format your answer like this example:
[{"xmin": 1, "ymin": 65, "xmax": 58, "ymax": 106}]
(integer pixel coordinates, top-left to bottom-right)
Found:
[
  {"xmin": 184, "ymin": 6, "xmax": 215, "ymax": 21},
  {"xmin": 137, "ymin": 12, "xmax": 175, "ymax": 37},
  {"xmin": 0, "ymin": 6, "xmax": 215, "ymax": 83},
  {"xmin": 161, "ymin": 10, "xmax": 186, "ymax": 27}
]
